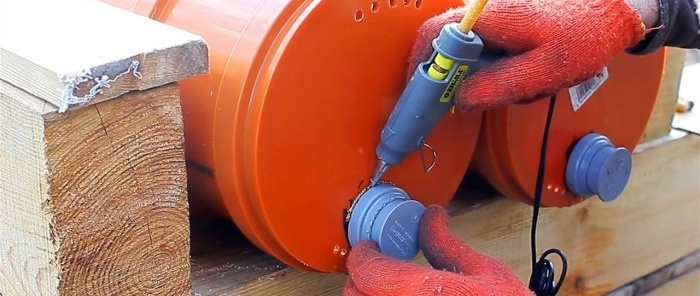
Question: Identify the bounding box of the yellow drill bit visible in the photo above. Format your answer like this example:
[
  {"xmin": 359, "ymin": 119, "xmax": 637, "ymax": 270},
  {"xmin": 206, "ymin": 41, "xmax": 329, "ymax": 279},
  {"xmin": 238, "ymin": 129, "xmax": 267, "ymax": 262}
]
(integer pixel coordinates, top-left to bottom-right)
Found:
[{"xmin": 458, "ymin": 0, "xmax": 489, "ymax": 33}]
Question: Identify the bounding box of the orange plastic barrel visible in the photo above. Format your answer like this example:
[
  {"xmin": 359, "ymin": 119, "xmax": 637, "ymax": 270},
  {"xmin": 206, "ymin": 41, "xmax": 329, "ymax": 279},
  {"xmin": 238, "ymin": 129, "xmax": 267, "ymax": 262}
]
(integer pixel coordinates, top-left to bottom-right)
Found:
[
  {"xmin": 101, "ymin": 0, "xmax": 482, "ymax": 273},
  {"xmin": 472, "ymin": 51, "xmax": 666, "ymax": 207}
]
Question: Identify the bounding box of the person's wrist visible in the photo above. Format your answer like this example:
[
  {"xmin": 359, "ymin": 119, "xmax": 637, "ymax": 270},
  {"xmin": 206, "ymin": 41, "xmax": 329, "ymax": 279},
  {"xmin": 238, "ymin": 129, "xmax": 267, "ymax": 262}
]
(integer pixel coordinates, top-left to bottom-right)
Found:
[{"xmin": 625, "ymin": 0, "xmax": 660, "ymax": 28}]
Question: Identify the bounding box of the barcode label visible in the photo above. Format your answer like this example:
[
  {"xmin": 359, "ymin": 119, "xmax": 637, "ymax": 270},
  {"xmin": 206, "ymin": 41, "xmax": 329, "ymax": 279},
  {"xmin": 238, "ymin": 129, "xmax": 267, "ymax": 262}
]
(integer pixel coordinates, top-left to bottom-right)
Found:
[{"xmin": 568, "ymin": 67, "xmax": 609, "ymax": 112}]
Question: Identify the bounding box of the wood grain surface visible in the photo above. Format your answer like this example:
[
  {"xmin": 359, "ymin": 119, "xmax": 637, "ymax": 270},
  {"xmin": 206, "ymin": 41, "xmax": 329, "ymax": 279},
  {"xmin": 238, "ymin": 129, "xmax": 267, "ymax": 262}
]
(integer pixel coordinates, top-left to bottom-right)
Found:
[
  {"xmin": 190, "ymin": 133, "xmax": 700, "ymax": 296},
  {"xmin": 647, "ymin": 268, "xmax": 700, "ymax": 296},
  {"xmin": 608, "ymin": 250, "xmax": 700, "ymax": 296},
  {"xmin": 0, "ymin": 0, "xmax": 207, "ymax": 113},
  {"xmin": 44, "ymin": 85, "xmax": 191, "ymax": 296},
  {"xmin": 1, "ymin": 84, "xmax": 192, "ymax": 296},
  {"xmin": 0, "ymin": 94, "xmax": 58, "ymax": 296},
  {"xmin": 640, "ymin": 48, "xmax": 687, "ymax": 142}
]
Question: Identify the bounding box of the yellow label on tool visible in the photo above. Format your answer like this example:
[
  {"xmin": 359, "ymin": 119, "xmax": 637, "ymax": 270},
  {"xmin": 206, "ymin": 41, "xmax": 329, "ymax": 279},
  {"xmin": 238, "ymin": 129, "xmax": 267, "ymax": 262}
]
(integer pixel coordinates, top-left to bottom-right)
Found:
[{"xmin": 440, "ymin": 65, "xmax": 469, "ymax": 103}]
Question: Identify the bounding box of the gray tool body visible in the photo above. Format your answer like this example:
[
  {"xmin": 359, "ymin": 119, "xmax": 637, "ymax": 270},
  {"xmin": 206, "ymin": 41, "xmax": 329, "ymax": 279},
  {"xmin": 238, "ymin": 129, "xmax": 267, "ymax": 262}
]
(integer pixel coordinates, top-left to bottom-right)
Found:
[
  {"xmin": 371, "ymin": 23, "xmax": 485, "ymax": 185},
  {"xmin": 350, "ymin": 23, "xmax": 487, "ymax": 260}
]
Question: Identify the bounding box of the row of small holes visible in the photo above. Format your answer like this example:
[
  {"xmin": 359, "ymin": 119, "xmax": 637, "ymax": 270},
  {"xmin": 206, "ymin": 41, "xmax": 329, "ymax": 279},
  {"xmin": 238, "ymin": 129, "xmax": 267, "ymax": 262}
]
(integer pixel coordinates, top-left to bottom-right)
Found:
[{"xmin": 355, "ymin": 0, "xmax": 423, "ymax": 22}]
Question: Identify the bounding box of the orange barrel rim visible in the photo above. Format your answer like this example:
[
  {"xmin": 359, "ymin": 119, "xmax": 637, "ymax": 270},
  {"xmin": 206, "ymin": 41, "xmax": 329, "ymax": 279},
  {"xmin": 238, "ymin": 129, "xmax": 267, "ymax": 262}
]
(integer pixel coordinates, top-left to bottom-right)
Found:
[
  {"xmin": 102, "ymin": 0, "xmax": 482, "ymax": 272},
  {"xmin": 473, "ymin": 50, "xmax": 667, "ymax": 207}
]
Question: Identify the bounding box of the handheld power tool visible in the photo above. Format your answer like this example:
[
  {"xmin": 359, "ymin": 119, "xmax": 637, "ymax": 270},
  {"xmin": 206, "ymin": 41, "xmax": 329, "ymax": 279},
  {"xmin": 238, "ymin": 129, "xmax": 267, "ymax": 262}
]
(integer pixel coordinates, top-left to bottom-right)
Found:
[
  {"xmin": 369, "ymin": 1, "xmax": 488, "ymax": 186},
  {"xmin": 346, "ymin": 1, "xmax": 492, "ymax": 261}
]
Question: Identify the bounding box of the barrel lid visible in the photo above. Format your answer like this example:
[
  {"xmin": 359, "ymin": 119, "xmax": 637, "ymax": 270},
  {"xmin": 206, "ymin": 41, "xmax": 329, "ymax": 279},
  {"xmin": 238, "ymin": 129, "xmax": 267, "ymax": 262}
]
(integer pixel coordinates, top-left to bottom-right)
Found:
[
  {"xmin": 216, "ymin": 0, "xmax": 480, "ymax": 272},
  {"xmin": 473, "ymin": 51, "xmax": 665, "ymax": 207}
]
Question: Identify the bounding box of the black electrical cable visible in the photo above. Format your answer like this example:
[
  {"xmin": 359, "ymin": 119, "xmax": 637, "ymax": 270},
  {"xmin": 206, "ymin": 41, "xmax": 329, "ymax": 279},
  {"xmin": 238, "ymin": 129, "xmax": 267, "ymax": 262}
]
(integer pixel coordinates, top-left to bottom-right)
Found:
[{"xmin": 527, "ymin": 95, "xmax": 568, "ymax": 296}]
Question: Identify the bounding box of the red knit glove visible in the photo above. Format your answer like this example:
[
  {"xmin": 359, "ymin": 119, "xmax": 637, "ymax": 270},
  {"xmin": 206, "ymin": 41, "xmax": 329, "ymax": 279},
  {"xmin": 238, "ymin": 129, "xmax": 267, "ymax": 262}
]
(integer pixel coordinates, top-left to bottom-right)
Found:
[
  {"xmin": 343, "ymin": 205, "xmax": 533, "ymax": 296},
  {"xmin": 408, "ymin": 0, "xmax": 647, "ymax": 111}
]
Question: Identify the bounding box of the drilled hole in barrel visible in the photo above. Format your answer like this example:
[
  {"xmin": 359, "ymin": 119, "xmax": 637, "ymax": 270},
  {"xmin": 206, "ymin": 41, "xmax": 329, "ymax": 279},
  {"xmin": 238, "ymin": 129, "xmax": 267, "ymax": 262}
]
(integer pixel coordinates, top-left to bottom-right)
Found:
[
  {"xmin": 403, "ymin": 0, "xmax": 410, "ymax": 5},
  {"xmin": 388, "ymin": 0, "xmax": 397, "ymax": 7},
  {"xmin": 415, "ymin": 0, "xmax": 423, "ymax": 8},
  {"xmin": 371, "ymin": 1, "xmax": 379, "ymax": 12},
  {"xmin": 354, "ymin": 9, "xmax": 365, "ymax": 21}
]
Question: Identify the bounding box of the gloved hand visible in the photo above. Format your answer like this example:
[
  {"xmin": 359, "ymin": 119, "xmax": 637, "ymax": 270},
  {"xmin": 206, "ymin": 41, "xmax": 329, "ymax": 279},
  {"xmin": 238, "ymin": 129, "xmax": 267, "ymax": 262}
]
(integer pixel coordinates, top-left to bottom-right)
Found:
[
  {"xmin": 343, "ymin": 205, "xmax": 534, "ymax": 296},
  {"xmin": 408, "ymin": 0, "xmax": 649, "ymax": 111}
]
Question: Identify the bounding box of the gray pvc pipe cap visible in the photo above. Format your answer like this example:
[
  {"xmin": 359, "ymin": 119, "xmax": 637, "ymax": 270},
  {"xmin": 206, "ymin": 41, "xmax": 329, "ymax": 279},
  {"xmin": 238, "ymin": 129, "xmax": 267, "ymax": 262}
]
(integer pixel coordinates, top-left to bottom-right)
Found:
[
  {"xmin": 347, "ymin": 184, "xmax": 425, "ymax": 260},
  {"xmin": 566, "ymin": 133, "xmax": 632, "ymax": 202}
]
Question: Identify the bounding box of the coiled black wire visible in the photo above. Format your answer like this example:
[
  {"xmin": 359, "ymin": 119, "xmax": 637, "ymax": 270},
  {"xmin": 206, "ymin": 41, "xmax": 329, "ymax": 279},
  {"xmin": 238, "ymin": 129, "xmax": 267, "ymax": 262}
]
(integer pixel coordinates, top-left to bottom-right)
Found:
[{"xmin": 527, "ymin": 95, "xmax": 568, "ymax": 296}]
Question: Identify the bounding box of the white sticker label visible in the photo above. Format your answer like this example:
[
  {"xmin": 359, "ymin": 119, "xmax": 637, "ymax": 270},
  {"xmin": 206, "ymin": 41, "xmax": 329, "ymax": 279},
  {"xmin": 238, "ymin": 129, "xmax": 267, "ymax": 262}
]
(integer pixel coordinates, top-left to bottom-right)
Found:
[{"xmin": 568, "ymin": 67, "xmax": 609, "ymax": 112}]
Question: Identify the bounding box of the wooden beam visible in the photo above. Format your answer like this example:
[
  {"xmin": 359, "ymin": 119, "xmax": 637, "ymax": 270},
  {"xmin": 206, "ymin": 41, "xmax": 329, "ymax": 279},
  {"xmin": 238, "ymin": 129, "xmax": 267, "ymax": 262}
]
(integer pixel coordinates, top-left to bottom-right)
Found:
[
  {"xmin": 647, "ymin": 268, "xmax": 700, "ymax": 296},
  {"xmin": 49, "ymin": 85, "xmax": 191, "ymax": 295},
  {"xmin": 189, "ymin": 132, "xmax": 700, "ymax": 295},
  {"xmin": 0, "ymin": 84, "xmax": 193, "ymax": 296},
  {"xmin": 640, "ymin": 48, "xmax": 687, "ymax": 143},
  {"xmin": 0, "ymin": 0, "xmax": 207, "ymax": 113},
  {"xmin": 0, "ymin": 1, "xmax": 208, "ymax": 295},
  {"xmin": 607, "ymin": 250, "xmax": 700, "ymax": 296},
  {"xmin": 0, "ymin": 94, "xmax": 58, "ymax": 296}
]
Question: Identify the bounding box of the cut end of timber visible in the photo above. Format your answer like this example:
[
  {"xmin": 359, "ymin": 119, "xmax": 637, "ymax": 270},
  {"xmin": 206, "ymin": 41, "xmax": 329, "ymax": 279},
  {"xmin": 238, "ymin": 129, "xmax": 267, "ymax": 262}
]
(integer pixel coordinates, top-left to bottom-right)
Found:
[
  {"xmin": 1, "ymin": 84, "xmax": 192, "ymax": 296},
  {"xmin": 46, "ymin": 84, "xmax": 191, "ymax": 295}
]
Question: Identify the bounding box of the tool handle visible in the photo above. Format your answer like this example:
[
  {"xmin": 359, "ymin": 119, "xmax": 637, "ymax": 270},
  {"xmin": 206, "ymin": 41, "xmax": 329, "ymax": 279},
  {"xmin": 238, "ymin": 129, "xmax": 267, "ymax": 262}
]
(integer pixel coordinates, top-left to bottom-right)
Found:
[
  {"xmin": 376, "ymin": 24, "xmax": 499, "ymax": 166},
  {"xmin": 376, "ymin": 24, "xmax": 494, "ymax": 166},
  {"xmin": 376, "ymin": 61, "xmax": 465, "ymax": 165}
]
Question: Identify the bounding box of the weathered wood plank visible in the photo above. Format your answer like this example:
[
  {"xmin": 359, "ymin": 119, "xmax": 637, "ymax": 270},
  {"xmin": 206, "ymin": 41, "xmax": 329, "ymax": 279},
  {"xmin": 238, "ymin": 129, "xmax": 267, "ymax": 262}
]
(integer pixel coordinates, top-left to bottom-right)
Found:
[
  {"xmin": 640, "ymin": 48, "xmax": 686, "ymax": 143},
  {"xmin": 0, "ymin": 0, "xmax": 208, "ymax": 113},
  {"xmin": 1, "ymin": 1, "xmax": 208, "ymax": 294},
  {"xmin": 47, "ymin": 84, "xmax": 191, "ymax": 295},
  {"xmin": 607, "ymin": 250, "xmax": 700, "ymax": 296},
  {"xmin": 0, "ymin": 94, "xmax": 57, "ymax": 296},
  {"xmin": 190, "ymin": 132, "xmax": 700, "ymax": 295},
  {"xmin": 647, "ymin": 268, "xmax": 700, "ymax": 296},
  {"xmin": 673, "ymin": 62, "xmax": 700, "ymax": 135},
  {"xmin": 1, "ymin": 84, "xmax": 192, "ymax": 296},
  {"xmin": 0, "ymin": 80, "xmax": 57, "ymax": 114}
]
